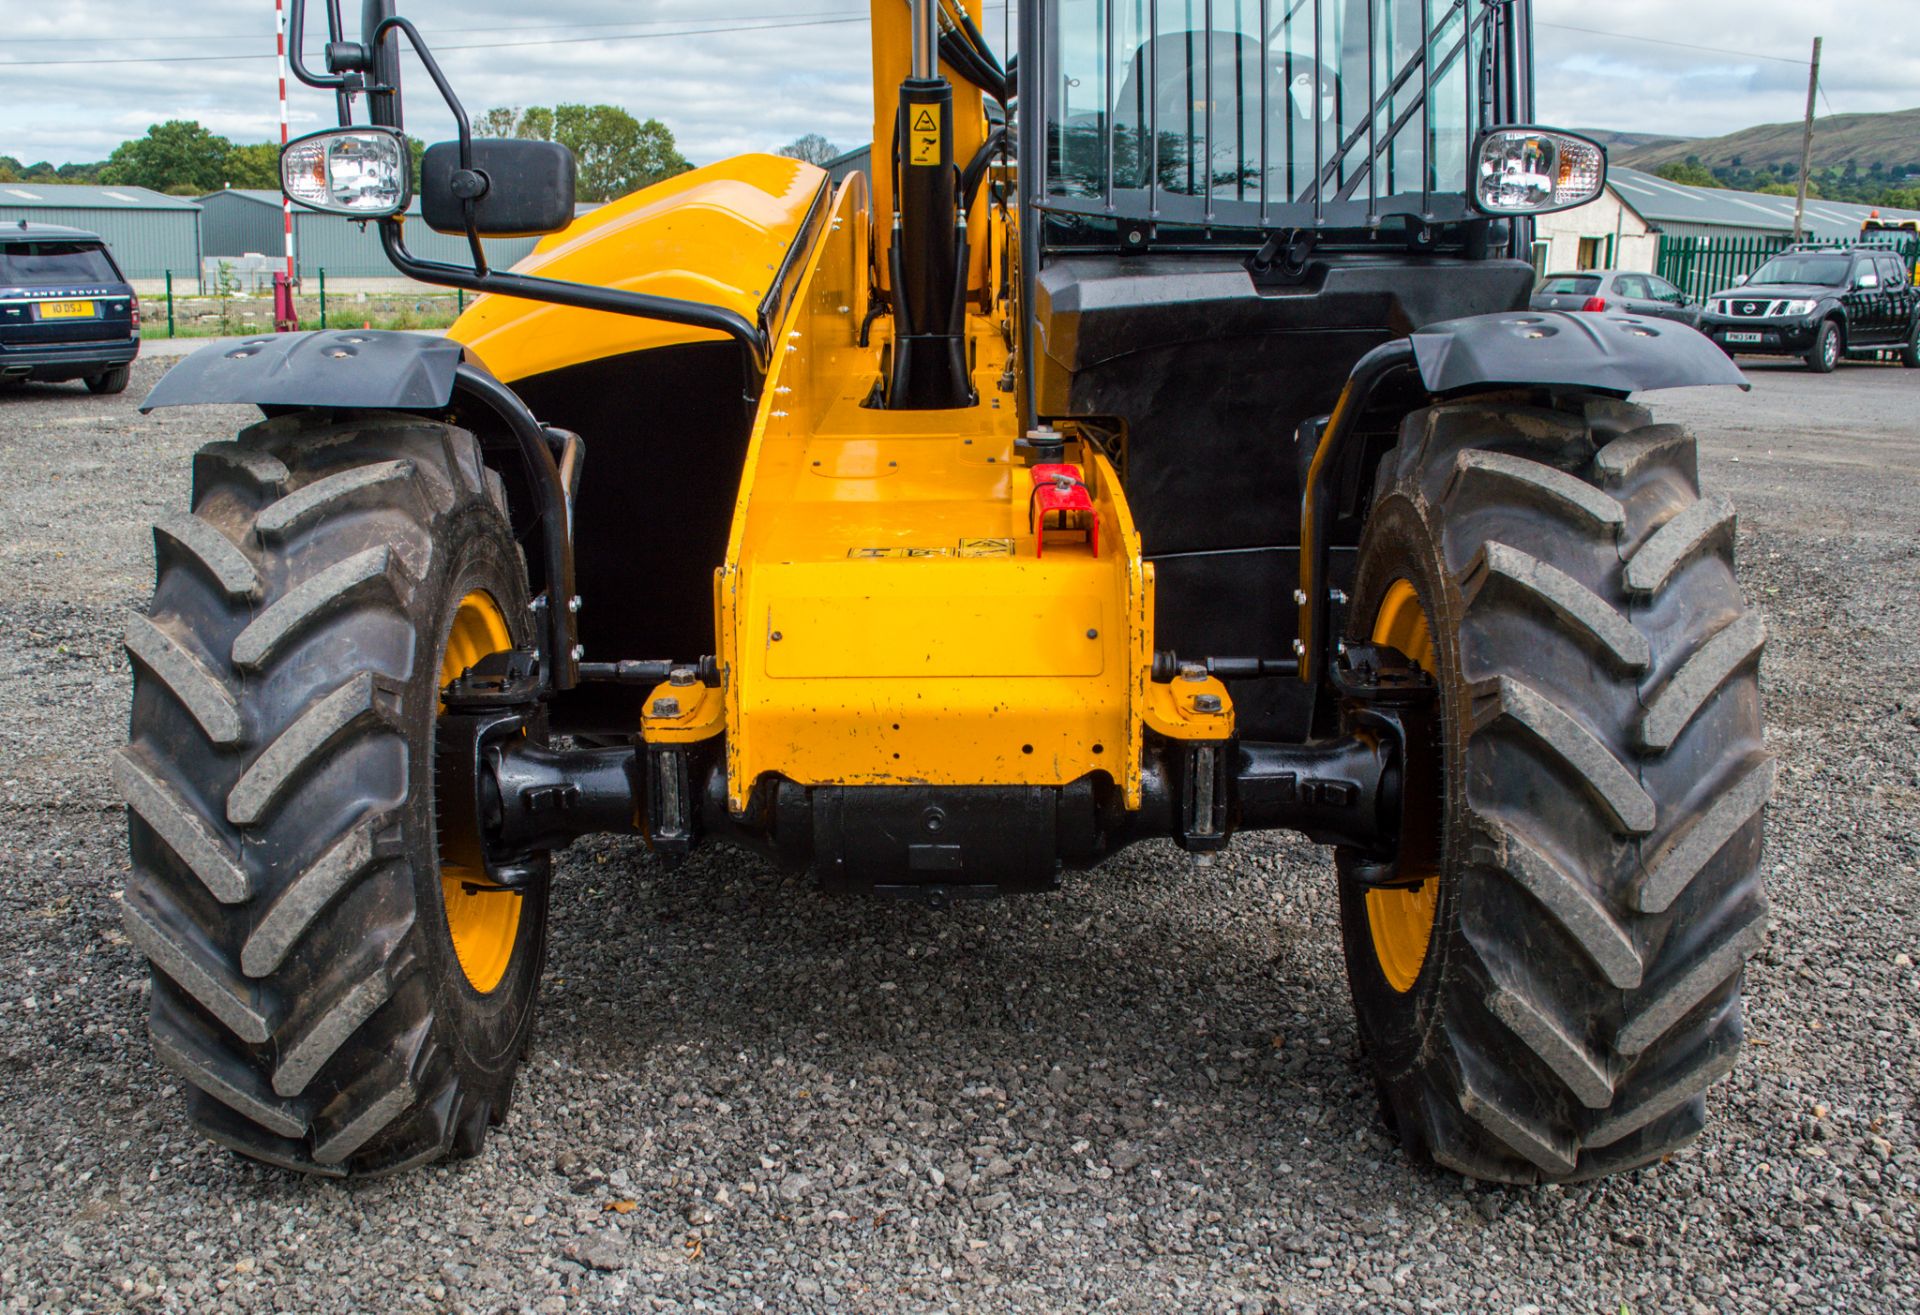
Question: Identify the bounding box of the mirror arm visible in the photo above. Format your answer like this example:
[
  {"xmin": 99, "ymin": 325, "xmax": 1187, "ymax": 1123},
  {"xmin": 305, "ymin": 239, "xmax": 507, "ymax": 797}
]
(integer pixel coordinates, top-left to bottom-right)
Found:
[
  {"xmin": 289, "ymin": 0, "xmax": 352, "ymax": 90},
  {"xmin": 297, "ymin": 0, "xmax": 768, "ymax": 372}
]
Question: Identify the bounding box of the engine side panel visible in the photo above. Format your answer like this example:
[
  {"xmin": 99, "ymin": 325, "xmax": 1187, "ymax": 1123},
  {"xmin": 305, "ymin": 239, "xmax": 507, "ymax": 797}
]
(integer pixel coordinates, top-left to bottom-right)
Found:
[{"xmin": 448, "ymin": 154, "xmax": 828, "ymax": 383}]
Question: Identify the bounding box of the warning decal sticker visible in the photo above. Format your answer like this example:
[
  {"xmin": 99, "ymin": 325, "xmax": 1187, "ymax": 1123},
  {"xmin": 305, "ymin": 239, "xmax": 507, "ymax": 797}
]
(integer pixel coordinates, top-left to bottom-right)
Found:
[
  {"xmin": 846, "ymin": 539, "xmax": 1015, "ymax": 559},
  {"xmin": 909, "ymin": 105, "xmax": 943, "ymax": 166}
]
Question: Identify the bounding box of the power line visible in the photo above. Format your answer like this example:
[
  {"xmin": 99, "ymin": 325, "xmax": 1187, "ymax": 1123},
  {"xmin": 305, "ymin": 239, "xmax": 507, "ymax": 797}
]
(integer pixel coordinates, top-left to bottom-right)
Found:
[
  {"xmin": 1537, "ymin": 21, "xmax": 1813, "ymax": 67},
  {"xmin": 3, "ymin": 8, "xmax": 869, "ymax": 43},
  {"xmin": 0, "ymin": 13, "xmax": 871, "ymax": 67}
]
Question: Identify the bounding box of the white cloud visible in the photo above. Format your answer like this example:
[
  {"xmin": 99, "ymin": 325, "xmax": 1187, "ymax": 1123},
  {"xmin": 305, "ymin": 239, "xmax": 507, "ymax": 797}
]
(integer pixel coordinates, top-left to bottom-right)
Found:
[
  {"xmin": 1533, "ymin": 0, "xmax": 1920, "ymax": 137},
  {"xmin": 2, "ymin": 0, "xmax": 1912, "ymax": 167}
]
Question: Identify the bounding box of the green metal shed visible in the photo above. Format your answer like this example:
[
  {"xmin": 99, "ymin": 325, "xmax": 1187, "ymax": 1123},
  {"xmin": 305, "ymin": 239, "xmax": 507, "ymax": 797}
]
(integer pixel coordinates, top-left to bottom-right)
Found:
[
  {"xmin": 0, "ymin": 183, "xmax": 202, "ymax": 284},
  {"xmin": 197, "ymin": 188, "xmax": 540, "ymax": 281}
]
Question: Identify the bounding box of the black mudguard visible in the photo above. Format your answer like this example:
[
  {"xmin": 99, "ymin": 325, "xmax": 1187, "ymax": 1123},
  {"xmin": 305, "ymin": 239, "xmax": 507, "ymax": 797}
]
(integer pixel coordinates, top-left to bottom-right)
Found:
[
  {"xmin": 138, "ymin": 328, "xmax": 581, "ymax": 690},
  {"xmin": 140, "ymin": 329, "xmax": 468, "ymax": 413},
  {"xmin": 1409, "ymin": 309, "xmax": 1750, "ymax": 396},
  {"xmin": 1298, "ymin": 311, "xmax": 1747, "ymax": 689}
]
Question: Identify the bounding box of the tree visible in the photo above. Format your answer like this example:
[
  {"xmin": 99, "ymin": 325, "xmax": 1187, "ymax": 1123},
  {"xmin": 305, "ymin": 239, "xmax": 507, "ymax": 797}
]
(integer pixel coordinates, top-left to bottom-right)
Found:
[
  {"xmin": 225, "ymin": 142, "xmax": 282, "ymax": 190},
  {"xmin": 478, "ymin": 103, "xmax": 691, "ymax": 202},
  {"xmin": 477, "ymin": 107, "xmax": 551, "ymax": 140},
  {"xmin": 100, "ymin": 120, "xmax": 233, "ymax": 194},
  {"xmin": 1758, "ymin": 180, "xmax": 1821, "ymax": 199},
  {"xmin": 778, "ymin": 134, "xmax": 840, "ymax": 166},
  {"xmin": 1653, "ymin": 157, "xmax": 1722, "ymax": 190}
]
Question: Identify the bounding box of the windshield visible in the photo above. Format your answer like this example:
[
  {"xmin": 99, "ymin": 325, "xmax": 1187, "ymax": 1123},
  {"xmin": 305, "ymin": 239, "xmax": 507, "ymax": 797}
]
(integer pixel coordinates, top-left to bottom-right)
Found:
[
  {"xmin": 1747, "ymin": 254, "xmax": 1849, "ymax": 287},
  {"xmin": 1539, "ymin": 275, "xmax": 1600, "ymax": 295},
  {"xmin": 1041, "ymin": 0, "xmax": 1495, "ymax": 233},
  {"xmin": 0, "ymin": 241, "xmax": 119, "ymax": 286}
]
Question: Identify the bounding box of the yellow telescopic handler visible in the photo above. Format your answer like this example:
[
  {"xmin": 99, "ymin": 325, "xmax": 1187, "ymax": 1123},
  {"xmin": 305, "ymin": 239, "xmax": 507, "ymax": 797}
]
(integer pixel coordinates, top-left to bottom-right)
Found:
[{"xmin": 121, "ymin": 0, "xmax": 1770, "ymax": 1182}]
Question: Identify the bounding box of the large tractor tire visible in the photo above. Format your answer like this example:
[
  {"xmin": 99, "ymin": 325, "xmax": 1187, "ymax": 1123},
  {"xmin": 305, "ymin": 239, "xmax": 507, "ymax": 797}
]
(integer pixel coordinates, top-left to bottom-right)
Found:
[
  {"xmin": 1339, "ymin": 392, "xmax": 1771, "ymax": 1183},
  {"xmin": 119, "ymin": 411, "xmax": 549, "ymax": 1176}
]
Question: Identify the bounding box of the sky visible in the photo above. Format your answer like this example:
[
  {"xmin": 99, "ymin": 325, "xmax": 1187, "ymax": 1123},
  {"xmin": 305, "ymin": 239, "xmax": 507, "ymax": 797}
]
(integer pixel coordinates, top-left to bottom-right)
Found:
[{"xmin": 2, "ymin": 2, "xmax": 1915, "ymax": 169}]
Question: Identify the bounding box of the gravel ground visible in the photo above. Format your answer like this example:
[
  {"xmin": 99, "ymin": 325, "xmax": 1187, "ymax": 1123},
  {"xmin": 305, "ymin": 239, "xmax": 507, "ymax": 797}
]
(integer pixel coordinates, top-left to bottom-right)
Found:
[{"xmin": 0, "ymin": 354, "xmax": 1914, "ymax": 1314}]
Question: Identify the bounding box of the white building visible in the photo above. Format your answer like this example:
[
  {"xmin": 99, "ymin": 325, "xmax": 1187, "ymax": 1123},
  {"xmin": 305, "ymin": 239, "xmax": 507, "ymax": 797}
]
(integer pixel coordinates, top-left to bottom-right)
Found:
[{"xmin": 1531, "ymin": 181, "xmax": 1658, "ymax": 275}]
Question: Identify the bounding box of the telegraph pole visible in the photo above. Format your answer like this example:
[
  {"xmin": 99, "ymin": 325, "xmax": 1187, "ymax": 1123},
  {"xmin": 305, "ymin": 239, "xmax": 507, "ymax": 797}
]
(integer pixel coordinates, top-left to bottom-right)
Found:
[{"xmin": 1793, "ymin": 36, "xmax": 1822, "ymax": 242}]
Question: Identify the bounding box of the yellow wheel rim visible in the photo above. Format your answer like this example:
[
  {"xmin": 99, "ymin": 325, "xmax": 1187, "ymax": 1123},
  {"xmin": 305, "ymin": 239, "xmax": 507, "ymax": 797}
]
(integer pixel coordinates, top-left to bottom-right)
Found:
[
  {"xmin": 437, "ymin": 590, "xmax": 521, "ymax": 994},
  {"xmin": 1365, "ymin": 579, "xmax": 1440, "ymax": 993}
]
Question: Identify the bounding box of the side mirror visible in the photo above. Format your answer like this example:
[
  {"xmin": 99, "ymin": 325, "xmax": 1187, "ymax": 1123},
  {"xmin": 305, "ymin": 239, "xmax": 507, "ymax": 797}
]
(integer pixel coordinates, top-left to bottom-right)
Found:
[
  {"xmin": 421, "ymin": 139, "xmax": 576, "ymax": 238},
  {"xmin": 1733, "ymin": 274, "xmax": 1749, "ymax": 286}
]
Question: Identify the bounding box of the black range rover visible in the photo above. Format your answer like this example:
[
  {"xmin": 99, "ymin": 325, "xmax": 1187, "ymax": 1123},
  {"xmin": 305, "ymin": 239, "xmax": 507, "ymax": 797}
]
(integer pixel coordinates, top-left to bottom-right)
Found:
[
  {"xmin": 1702, "ymin": 245, "xmax": 1920, "ymax": 373},
  {"xmin": 0, "ymin": 222, "xmax": 140, "ymax": 394}
]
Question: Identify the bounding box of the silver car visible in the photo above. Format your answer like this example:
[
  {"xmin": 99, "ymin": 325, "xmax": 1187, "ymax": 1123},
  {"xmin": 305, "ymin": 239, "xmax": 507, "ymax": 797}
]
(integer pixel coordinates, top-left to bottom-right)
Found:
[{"xmin": 1531, "ymin": 269, "xmax": 1703, "ymax": 328}]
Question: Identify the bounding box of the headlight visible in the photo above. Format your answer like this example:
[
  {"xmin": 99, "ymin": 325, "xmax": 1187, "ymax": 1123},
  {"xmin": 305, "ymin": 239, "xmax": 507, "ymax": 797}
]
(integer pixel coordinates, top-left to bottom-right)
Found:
[
  {"xmin": 1472, "ymin": 128, "xmax": 1607, "ymax": 216},
  {"xmin": 281, "ymin": 128, "xmax": 411, "ymax": 218},
  {"xmin": 1776, "ymin": 299, "xmax": 1817, "ymax": 316}
]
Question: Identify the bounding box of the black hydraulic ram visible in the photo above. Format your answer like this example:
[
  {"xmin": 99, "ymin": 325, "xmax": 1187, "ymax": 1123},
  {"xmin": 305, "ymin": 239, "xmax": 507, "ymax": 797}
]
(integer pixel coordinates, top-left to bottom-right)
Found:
[{"xmin": 888, "ymin": 0, "xmax": 974, "ymax": 409}]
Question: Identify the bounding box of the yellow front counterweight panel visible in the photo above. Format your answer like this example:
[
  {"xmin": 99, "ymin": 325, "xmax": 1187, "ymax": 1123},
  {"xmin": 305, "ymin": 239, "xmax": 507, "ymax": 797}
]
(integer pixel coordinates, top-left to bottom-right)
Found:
[{"xmin": 712, "ymin": 176, "xmax": 1158, "ymax": 812}]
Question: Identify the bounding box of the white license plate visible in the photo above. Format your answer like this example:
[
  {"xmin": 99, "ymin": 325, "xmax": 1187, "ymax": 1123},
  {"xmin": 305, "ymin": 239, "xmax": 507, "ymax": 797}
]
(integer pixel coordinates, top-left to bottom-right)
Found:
[{"xmin": 1724, "ymin": 332, "xmax": 1764, "ymax": 344}]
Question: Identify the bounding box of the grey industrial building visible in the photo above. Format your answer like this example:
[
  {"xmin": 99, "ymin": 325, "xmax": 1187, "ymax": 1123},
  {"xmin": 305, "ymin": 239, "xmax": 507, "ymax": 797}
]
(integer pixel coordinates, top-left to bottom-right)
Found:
[
  {"xmin": 0, "ymin": 183, "xmax": 202, "ymax": 283},
  {"xmin": 1609, "ymin": 166, "xmax": 1920, "ymax": 242},
  {"xmin": 198, "ymin": 188, "xmax": 542, "ymax": 281}
]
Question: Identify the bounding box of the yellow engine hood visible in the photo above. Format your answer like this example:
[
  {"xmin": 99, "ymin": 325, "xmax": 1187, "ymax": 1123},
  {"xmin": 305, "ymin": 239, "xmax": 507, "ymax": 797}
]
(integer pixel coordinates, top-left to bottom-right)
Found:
[{"xmin": 448, "ymin": 153, "xmax": 827, "ymax": 383}]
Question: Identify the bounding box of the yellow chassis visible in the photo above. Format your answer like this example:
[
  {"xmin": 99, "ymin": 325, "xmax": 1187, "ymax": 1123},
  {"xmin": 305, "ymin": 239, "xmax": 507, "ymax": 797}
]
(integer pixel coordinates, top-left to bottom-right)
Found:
[{"xmin": 450, "ymin": 159, "xmax": 1230, "ymax": 817}]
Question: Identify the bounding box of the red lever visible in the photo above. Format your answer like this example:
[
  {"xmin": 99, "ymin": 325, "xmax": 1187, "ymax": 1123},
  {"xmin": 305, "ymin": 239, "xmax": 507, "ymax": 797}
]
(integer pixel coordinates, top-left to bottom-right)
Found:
[{"xmin": 1029, "ymin": 463, "xmax": 1099, "ymax": 557}]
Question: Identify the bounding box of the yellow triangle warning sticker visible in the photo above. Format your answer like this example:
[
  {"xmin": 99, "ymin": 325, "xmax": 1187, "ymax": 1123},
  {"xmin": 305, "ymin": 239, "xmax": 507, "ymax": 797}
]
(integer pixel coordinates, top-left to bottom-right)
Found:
[{"xmin": 909, "ymin": 105, "xmax": 943, "ymax": 166}]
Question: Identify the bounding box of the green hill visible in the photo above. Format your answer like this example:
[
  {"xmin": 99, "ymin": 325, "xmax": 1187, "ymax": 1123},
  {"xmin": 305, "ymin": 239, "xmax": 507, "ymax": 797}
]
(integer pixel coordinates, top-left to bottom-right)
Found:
[
  {"xmin": 1576, "ymin": 129, "xmax": 1693, "ymax": 154},
  {"xmin": 1616, "ymin": 107, "xmax": 1920, "ymax": 174}
]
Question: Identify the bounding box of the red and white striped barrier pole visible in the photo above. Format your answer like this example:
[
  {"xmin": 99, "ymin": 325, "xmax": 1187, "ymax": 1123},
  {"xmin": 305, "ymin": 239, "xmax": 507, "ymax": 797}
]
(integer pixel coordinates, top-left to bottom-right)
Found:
[{"xmin": 274, "ymin": 0, "xmax": 298, "ymax": 331}]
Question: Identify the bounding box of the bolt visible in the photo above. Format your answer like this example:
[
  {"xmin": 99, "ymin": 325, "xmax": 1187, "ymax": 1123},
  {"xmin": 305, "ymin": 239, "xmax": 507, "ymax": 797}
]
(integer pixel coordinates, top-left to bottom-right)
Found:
[
  {"xmin": 1336, "ymin": 640, "xmax": 1349, "ymax": 656},
  {"xmin": 1179, "ymin": 662, "xmax": 1208, "ymax": 682},
  {"xmin": 1294, "ymin": 588, "xmax": 1308, "ymax": 606},
  {"xmin": 1292, "ymin": 638, "xmax": 1306, "ymax": 656},
  {"xmin": 770, "ymin": 631, "xmax": 783, "ymax": 642},
  {"xmin": 529, "ymin": 596, "xmax": 548, "ymax": 612},
  {"xmin": 570, "ymin": 644, "xmax": 586, "ymax": 661},
  {"xmin": 567, "ymin": 595, "xmax": 582, "ymax": 614},
  {"xmin": 668, "ymin": 666, "xmax": 697, "ymax": 687},
  {"xmin": 1194, "ymin": 694, "xmax": 1223, "ymax": 714},
  {"xmin": 649, "ymin": 696, "xmax": 682, "ymax": 718},
  {"xmin": 1329, "ymin": 589, "xmax": 1349, "ymax": 605}
]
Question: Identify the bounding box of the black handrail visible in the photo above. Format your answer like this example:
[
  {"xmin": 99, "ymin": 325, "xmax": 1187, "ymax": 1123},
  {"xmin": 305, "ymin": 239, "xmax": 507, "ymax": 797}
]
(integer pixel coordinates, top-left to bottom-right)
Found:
[{"xmin": 1296, "ymin": 339, "xmax": 1418, "ymax": 688}]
